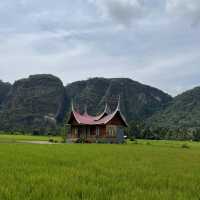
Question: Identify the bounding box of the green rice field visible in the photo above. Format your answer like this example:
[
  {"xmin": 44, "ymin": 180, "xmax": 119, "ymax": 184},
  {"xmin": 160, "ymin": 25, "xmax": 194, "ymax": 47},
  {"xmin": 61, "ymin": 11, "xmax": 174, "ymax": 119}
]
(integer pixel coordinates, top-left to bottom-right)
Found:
[
  {"xmin": 0, "ymin": 135, "xmax": 200, "ymax": 200},
  {"xmin": 0, "ymin": 134, "xmax": 62, "ymax": 143}
]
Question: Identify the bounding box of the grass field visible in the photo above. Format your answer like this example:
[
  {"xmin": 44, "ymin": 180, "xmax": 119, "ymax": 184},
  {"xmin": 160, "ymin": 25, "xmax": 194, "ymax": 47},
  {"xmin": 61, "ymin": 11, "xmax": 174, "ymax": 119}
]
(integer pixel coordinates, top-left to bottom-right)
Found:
[
  {"xmin": 0, "ymin": 134, "xmax": 62, "ymax": 143},
  {"xmin": 0, "ymin": 136, "xmax": 200, "ymax": 200}
]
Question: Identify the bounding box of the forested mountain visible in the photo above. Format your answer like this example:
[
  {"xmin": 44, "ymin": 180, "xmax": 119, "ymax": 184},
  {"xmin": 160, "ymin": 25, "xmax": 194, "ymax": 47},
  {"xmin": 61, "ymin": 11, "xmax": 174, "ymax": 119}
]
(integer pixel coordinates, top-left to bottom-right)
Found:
[
  {"xmin": 1, "ymin": 74, "xmax": 200, "ymax": 139},
  {"xmin": 147, "ymin": 87, "xmax": 200, "ymax": 129},
  {"xmin": 0, "ymin": 75, "xmax": 172, "ymax": 134},
  {"xmin": 0, "ymin": 75, "xmax": 66, "ymax": 134},
  {"xmin": 0, "ymin": 81, "xmax": 11, "ymax": 107},
  {"xmin": 65, "ymin": 78, "xmax": 172, "ymax": 122}
]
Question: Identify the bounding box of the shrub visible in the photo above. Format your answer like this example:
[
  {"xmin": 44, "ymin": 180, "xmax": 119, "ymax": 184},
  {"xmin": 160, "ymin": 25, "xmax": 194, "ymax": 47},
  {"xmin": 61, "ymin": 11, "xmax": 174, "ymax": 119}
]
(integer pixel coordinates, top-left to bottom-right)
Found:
[
  {"xmin": 122, "ymin": 140, "xmax": 127, "ymax": 144},
  {"xmin": 97, "ymin": 140, "xmax": 107, "ymax": 144},
  {"xmin": 146, "ymin": 142, "xmax": 151, "ymax": 145},
  {"xmin": 75, "ymin": 138, "xmax": 85, "ymax": 143},
  {"xmin": 130, "ymin": 137, "xmax": 135, "ymax": 141},
  {"xmin": 49, "ymin": 139, "xmax": 54, "ymax": 143},
  {"xmin": 181, "ymin": 143, "xmax": 190, "ymax": 149},
  {"xmin": 130, "ymin": 140, "xmax": 138, "ymax": 144}
]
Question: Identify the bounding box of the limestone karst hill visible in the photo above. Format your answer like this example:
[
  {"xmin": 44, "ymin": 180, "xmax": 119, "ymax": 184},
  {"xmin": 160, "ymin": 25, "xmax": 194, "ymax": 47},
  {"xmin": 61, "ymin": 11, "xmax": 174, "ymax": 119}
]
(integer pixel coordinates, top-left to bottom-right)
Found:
[{"xmin": 0, "ymin": 75, "xmax": 173, "ymax": 133}]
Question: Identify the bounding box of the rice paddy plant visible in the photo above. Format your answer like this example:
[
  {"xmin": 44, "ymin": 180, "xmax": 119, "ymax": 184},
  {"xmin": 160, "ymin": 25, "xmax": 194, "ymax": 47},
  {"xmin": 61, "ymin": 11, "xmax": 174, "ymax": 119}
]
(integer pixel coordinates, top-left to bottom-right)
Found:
[{"xmin": 0, "ymin": 140, "xmax": 200, "ymax": 199}]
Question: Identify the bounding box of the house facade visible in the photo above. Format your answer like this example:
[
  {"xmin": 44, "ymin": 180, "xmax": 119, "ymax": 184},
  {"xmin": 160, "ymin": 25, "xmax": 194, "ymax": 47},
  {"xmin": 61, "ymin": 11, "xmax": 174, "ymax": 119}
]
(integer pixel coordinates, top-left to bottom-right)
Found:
[{"xmin": 67, "ymin": 99, "xmax": 128, "ymax": 143}]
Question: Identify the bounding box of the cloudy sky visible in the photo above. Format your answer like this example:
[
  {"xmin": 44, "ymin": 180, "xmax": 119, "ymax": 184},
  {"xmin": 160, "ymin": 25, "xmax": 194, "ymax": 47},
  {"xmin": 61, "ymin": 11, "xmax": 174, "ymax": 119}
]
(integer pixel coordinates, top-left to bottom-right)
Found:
[{"xmin": 0, "ymin": 0, "xmax": 200, "ymax": 96}]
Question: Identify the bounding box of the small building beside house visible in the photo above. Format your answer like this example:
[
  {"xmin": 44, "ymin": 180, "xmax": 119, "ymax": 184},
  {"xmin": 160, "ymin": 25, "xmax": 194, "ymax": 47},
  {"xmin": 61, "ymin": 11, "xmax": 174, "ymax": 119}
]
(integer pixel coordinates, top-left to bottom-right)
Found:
[{"xmin": 67, "ymin": 98, "xmax": 128, "ymax": 143}]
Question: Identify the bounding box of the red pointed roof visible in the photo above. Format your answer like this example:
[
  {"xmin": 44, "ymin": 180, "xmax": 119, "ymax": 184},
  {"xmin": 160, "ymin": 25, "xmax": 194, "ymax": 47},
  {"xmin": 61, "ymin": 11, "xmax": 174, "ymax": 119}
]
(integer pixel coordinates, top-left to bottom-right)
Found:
[{"xmin": 68, "ymin": 100, "xmax": 128, "ymax": 127}]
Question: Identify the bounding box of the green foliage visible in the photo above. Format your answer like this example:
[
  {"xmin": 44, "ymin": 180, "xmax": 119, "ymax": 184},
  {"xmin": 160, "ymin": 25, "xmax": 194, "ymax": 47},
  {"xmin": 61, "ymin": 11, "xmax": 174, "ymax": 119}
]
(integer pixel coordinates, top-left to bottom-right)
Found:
[
  {"xmin": 0, "ymin": 76, "xmax": 172, "ymax": 136},
  {"xmin": 59, "ymin": 124, "xmax": 71, "ymax": 143},
  {"xmin": 181, "ymin": 143, "xmax": 190, "ymax": 149},
  {"xmin": 148, "ymin": 87, "xmax": 200, "ymax": 130},
  {"xmin": 146, "ymin": 141, "xmax": 151, "ymax": 145},
  {"xmin": 75, "ymin": 138, "xmax": 86, "ymax": 143},
  {"xmin": 0, "ymin": 75, "xmax": 66, "ymax": 134},
  {"xmin": 65, "ymin": 78, "xmax": 172, "ymax": 122},
  {"xmin": 0, "ymin": 80, "xmax": 11, "ymax": 106},
  {"xmin": 126, "ymin": 123, "xmax": 200, "ymax": 141},
  {"xmin": 0, "ymin": 134, "xmax": 62, "ymax": 143},
  {"xmin": 3, "ymin": 75, "xmax": 200, "ymax": 141},
  {"xmin": 0, "ymin": 141, "xmax": 200, "ymax": 199},
  {"xmin": 125, "ymin": 121, "xmax": 146, "ymax": 139}
]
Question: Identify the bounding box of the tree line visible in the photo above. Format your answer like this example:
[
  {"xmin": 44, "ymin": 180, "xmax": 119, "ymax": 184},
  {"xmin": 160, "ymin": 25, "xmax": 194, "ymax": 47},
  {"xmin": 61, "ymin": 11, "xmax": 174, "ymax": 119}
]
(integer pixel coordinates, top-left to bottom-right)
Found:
[{"xmin": 125, "ymin": 121, "xmax": 200, "ymax": 141}]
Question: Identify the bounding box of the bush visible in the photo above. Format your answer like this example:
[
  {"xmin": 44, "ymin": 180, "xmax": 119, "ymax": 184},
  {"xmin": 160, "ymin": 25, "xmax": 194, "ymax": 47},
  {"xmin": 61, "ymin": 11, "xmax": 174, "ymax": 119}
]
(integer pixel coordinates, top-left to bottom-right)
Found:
[
  {"xmin": 181, "ymin": 143, "xmax": 190, "ymax": 149},
  {"xmin": 130, "ymin": 137, "xmax": 136, "ymax": 141},
  {"xmin": 122, "ymin": 140, "xmax": 127, "ymax": 144},
  {"xmin": 85, "ymin": 140, "xmax": 92, "ymax": 144},
  {"xmin": 48, "ymin": 139, "xmax": 59, "ymax": 143},
  {"xmin": 146, "ymin": 142, "xmax": 151, "ymax": 145},
  {"xmin": 130, "ymin": 140, "xmax": 138, "ymax": 144},
  {"xmin": 97, "ymin": 140, "xmax": 108, "ymax": 144},
  {"xmin": 49, "ymin": 139, "xmax": 54, "ymax": 143},
  {"xmin": 75, "ymin": 138, "xmax": 85, "ymax": 143}
]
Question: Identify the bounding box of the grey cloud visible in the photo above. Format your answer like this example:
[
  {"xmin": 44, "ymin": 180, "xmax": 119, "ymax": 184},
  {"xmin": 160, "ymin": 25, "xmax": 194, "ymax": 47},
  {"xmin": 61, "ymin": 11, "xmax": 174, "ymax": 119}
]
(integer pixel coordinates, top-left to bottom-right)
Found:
[
  {"xmin": 0, "ymin": 0, "xmax": 93, "ymax": 34},
  {"xmin": 166, "ymin": 0, "xmax": 200, "ymax": 25},
  {"xmin": 0, "ymin": 0, "xmax": 199, "ymax": 96},
  {"xmin": 90, "ymin": 0, "xmax": 151, "ymax": 26},
  {"xmin": 104, "ymin": 0, "xmax": 145, "ymax": 25},
  {"xmin": 91, "ymin": 0, "xmax": 200, "ymax": 26}
]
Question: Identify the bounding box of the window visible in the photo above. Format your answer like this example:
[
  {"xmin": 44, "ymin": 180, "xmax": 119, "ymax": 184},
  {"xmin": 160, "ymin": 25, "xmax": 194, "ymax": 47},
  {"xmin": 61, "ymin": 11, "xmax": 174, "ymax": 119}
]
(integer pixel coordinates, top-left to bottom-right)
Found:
[
  {"xmin": 96, "ymin": 127, "xmax": 100, "ymax": 136},
  {"xmin": 107, "ymin": 126, "xmax": 116, "ymax": 137},
  {"xmin": 87, "ymin": 127, "xmax": 90, "ymax": 136},
  {"xmin": 74, "ymin": 127, "xmax": 78, "ymax": 137}
]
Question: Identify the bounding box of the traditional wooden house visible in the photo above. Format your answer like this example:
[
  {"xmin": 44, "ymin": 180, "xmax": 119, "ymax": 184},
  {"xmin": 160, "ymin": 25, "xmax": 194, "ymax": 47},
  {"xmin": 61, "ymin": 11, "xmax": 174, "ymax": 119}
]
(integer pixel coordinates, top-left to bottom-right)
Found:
[{"xmin": 67, "ymin": 98, "xmax": 128, "ymax": 143}]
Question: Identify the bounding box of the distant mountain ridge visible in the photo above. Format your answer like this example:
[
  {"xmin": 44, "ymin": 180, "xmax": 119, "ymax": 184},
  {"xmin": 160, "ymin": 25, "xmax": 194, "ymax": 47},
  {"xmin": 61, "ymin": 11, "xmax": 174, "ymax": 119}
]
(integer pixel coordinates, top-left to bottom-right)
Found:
[
  {"xmin": 65, "ymin": 77, "xmax": 172, "ymax": 122},
  {"xmin": 0, "ymin": 75, "xmax": 67, "ymax": 133},
  {"xmin": 0, "ymin": 74, "xmax": 199, "ymax": 134},
  {"xmin": 0, "ymin": 81, "xmax": 11, "ymax": 108},
  {"xmin": 147, "ymin": 86, "xmax": 200, "ymax": 129}
]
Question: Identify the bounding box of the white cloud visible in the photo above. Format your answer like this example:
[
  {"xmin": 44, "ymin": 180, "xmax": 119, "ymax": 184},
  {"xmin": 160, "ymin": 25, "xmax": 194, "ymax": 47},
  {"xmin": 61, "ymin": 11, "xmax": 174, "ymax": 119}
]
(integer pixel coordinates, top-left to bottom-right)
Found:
[
  {"xmin": 0, "ymin": 0, "xmax": 199, "ymax": 96},
  {"xmin": 90, "ymin": 0, "xmax": 200, "ymax": 26}
]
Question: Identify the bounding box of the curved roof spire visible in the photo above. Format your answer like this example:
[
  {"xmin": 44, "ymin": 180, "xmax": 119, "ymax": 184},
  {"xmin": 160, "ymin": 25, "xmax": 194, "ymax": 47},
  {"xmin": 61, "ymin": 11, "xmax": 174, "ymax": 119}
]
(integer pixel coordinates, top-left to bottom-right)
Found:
[
  {"xmin": 104, "ymin": 103, "xmax": 108, "ymax": 113},
  {"xmin": 71, "ymin": 99, "xmax": 75, "ymax": 112},
  {"xmin": 67, "ymin": 95, "xmax": 128, "ymax": 127},
  {"xmin": 93, "ymin": 102, "xmax": 109, "ymax": 121},
  {"xmin": 84, "ymin": 104, "xmax": 88, "ymax": 115},
  {"xmin": 116, "ymin": 95, "xmax": 121, "ymax": 111}
]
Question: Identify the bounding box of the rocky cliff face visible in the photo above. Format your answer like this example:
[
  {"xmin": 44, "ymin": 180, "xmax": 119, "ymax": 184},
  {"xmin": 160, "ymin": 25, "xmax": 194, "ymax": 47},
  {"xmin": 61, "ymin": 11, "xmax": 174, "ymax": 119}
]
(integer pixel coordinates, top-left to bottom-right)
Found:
[
  {"xmin": 65, "ymin": 78, "xmax": 172, "ymax": 122},
  {"xmin": 0, "ymin": 81, "xmax": 11, "ymax": 108},
  {"xmin": 0, "ymin": 76, "xmax": 173, "ymax": 134},
  {"xmin": 0, "ymin": 75, "xmax": 66, "ymax": 133}
]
